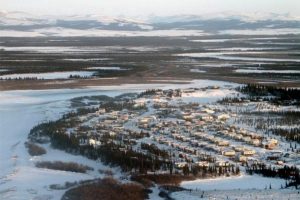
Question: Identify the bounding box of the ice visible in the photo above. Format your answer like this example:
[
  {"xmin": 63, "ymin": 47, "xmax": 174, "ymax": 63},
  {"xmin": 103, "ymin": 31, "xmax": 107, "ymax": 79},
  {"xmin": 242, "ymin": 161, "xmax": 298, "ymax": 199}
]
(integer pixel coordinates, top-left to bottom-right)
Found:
[
  {"xmin": 190, "ymin": 69, "xmax": 206, "ymax": 73},
  {"xmin": 177, "ymin": 52, "xmax": 300, "ymax": 62},
  {"xmin": 190, "ymin": 37, "xmax": 280, "ymax": 43},
  {"xmin": 0, "ymin": 28, "xmax": 208, "ymax": 37},
  {"xmin": 219, "ymin": 28, "xmax": 300, "ymax": 35},
  {"xmin": 86, "ymin": 67, "xmax": 128, "ymax": 70},
  {"xmin": 63, "ymin": 58, "xmax": 112, "ymax": 61},
  {"xmin": 0, "ymin": 71, "xmax": 96, "ymax": 80},
  {"xmin": 235, "ymin": 69, "xmax": 300, "ymax": 74}
]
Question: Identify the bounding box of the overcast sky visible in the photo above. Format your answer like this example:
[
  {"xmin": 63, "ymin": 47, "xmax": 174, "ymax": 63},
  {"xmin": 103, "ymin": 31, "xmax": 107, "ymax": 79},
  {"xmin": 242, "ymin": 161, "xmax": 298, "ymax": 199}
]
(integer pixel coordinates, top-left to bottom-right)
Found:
[{"xmin": 1, "ymin": 0, "xmax": 299, "ymax": 17}]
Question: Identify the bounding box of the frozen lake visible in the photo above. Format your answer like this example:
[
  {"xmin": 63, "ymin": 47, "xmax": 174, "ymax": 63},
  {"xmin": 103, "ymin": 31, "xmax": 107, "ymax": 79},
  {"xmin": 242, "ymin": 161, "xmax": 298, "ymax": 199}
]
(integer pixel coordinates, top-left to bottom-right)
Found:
[
  {"xmin": 0, "ymin": 71, "xmax": 96, "ymax": 80},
  {"xmin": 177, "ymin": 52, "xmax": 300, "ymax": 63},
  {"xmin": 235, "ymin": 69, "xmax": 300, "ymax": 74},
  {"xmin": 86, "ymin": 66, "xmax": 128, "ymax": 70}
]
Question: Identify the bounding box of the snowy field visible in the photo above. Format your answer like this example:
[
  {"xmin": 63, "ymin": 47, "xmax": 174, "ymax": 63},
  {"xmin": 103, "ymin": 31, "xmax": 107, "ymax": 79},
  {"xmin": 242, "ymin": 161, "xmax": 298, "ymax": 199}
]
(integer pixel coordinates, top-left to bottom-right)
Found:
[
  {"xmin": 0, "ymin": 28, "xmax": 208, "ymax": 37},
  {"xmin": 170, "ymin": 175, "xmax": 299, "ymax": 200},
  {"xmin": 219, "ymin": 28, "xmax": 300, "ymax": 35},
  {"xmin": 181, "ymin": 175, "xmax": 285, "ymax": 190},
  {"xmin": 86, "ymin": 67, "xmax": 128, "ymax": 70},
  {"xmin": 190, "ymin": 69, "xmax": 206, "ymax": 73},
  {"xmin": 172, "ymin": 189, "xmax": 299, "ymax": 200},
  {"xmin": 235, "ymin": 69, "xmax": 300, "ymax": 74},
  {"xmin": 0, "ymin": 71, "xmax": 96, "ymax": 80},
  {"xmin": 176, "ymin": 52, "xmax": 300, "ymax": 63}
]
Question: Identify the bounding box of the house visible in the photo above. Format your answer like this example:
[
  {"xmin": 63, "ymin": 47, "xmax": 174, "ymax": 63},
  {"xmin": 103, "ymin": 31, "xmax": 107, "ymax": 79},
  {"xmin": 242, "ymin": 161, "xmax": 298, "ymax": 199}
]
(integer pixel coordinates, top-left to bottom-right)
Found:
[
  {"xmin": 244, "ymin": 136, "xmax": 252, "ymax": 143},
  {"xmin": 175, "ymin": 162, "xmax": 187, "ymax": 169},
  {"xmin": 201, "ymin": 108, "xmax": 215, "ymax": 114},
  {"xmin": 252, "ymin": 139, "xmax": 261, "ymax": 146},
  {"xmin": 242, "ymin": 149, "xmax": 256, "ymax": 156},
  {"xmin": 216, "ymin": 140, "xmax": 230, "ymax": 146},
  {"xmin": 233, "ymin": 146, "xmax": 245, "ymax": 152},
  {"xmin": 201, "ymin": 114, "xmax": 214, "ymax": 121},
  {"xmin": 196, "ymin": 161, "xmax": 209, "ymax": 167},
  {"xmin": 89, "ymin": 139, "xmax": 101, "ymax": 148},
  {"xmin": 236, "ymin": 155, "xmax": 247, "ymax": 163},
  {"xmin": 134, "ymin": 102, "xmax": 146, "ymax": 108},
  {"xmin": 96, "ymin": 108, "xmax": 106, "ymax": 114},
  {"xmin": 214, "ymin": 113, "xmax": 230, "ymax": 120},
  {"xmin": 222, "ymin": 149, "xmax": 236, "ymax": 157},
  {"xmin": 263, "ymin": 139, "xmax": 278, "ymax": 150},
  {"xmin": 138, "ymin": 116, "xmax": 156, "ymax": 125},
  {"xmin": 216, "ymin": 160, "xmax": 230, "ymax": 167}
]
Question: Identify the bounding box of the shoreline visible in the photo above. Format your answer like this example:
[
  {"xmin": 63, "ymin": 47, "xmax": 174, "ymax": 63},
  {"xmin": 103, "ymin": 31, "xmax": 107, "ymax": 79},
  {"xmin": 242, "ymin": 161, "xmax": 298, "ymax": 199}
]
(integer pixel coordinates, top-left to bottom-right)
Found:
[{"xmin": 1, "ymin": 75, "xmax": 300, "ymax": 91}]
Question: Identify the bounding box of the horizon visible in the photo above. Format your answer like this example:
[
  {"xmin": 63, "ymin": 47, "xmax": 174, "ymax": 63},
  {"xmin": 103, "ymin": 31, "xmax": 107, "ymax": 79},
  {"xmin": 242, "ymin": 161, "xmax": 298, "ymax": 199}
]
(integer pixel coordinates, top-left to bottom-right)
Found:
[{"xmin": 1, "ymin": 0, "xmax": 300, "ymax": 18}]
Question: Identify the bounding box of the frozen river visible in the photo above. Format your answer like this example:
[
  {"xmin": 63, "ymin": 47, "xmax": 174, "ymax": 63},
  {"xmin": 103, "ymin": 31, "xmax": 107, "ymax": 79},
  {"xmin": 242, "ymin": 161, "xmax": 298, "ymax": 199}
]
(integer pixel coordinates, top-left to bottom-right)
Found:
[{"xmin": 0, "ymin": 88, "xmax": 129, "ymax": 199}]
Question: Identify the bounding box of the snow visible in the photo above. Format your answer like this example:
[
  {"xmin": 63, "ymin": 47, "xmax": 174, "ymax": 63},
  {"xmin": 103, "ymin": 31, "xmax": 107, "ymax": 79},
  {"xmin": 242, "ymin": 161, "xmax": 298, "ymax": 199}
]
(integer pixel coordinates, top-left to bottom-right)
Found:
[
  {"xmin": 177, "ymin": 52, "xmax": 300, "ymax": 63},
  {"xmin": 86, "ymin": 67, "xmax": 128, "ymax": 71},
  {"xmin": 190, "ymin": 69, "xmax": 206, "ymax": 73},
  {"xmin": 1, "ymin": 79, "xmax": 298, "ymax": 199},
  {"xmin": 0, "ymin": 71, "xmax": 95, "ymax": 80},
  {"xmin": 219, "ymin": 28, "xmax": 300, "ymax": 35},
  {"xmin": 180, "ymin": 88, "xmax": 238, "ymax": 103},
  {"xmin": 171, "ymin": 189, "xmax": 300, "ymax": 200},
  {"xmin": 0, "ymin": 46, "xmax": 116, "ymax": 53},
  {"xmin": 211, "ymin": 47, "xmax": 286, "ymax": 51},
  {"xmin": 181, "ymin": 175, "xmax": 285, "ymax": 190},
  {"xmin": 190, "ymin": 39, "xmax": 231, "ymax": 43},
  {"xmin": 0, "ymin": 28, "xmax": 208, "ymax": 37},
  {"xmin": 235, "ymin": 69, "xmax": 300, "ymax": 74},
  {"xmin": 149, "ymin": 185, "xmax": 164, "ymax": 200},
  {"xmin": 190, "ymin": 37, "xmax": 280, "ymax": 43},
  {"xmin": 0, "ymin": 88, "xmax": 130, "ymax": 200},
  {"xmin": 63, "ymin": 58, "xmax": 112, "ymax": 61}
]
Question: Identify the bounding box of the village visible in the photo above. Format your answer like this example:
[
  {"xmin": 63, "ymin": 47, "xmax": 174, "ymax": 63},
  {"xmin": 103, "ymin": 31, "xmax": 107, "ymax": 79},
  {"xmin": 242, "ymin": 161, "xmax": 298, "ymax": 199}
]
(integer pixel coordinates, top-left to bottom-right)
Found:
[{"xmin": 49, "ymin": 86, "xmax": 299, "ymax": 178}]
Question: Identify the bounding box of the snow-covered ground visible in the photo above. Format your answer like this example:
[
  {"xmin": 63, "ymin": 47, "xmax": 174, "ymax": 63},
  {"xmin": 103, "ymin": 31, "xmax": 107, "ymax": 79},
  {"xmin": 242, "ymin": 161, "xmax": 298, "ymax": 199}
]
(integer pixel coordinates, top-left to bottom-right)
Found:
[
  {"xmin": 176, "ymin": 52, "xmax": 300, "ymax": 63},
  {"xmin": 2, "ymin": 79, "xmax": 297, "ymax": 200},
  {"xmin": 0, "ymin": 71, "xmax": 96, "ymax": 80},
  {"xmin": 0, "ymin": 28, "xmax": 208, "ymax": 37},
  {"xmin": 86, "ymin": 67, "xmax": 128, "ymax": 70},
  {"xmin": 190, "ymin": 69, "xmax": 206, "ymax": 73},
  {"xmin": 235, "ymin": 69, "xmax": 300, "ymax": 74},
  {"xmin": 0, "ymin": 79, "xmax": 238, "ymax": 200},
  {"xmin": 181, "ymin": 175, "xmax": 285, "ymax": 190},
  {"xmin": 172, "ymin": 189, "xmax": 299, "ymax": 200},
  {"xmin": 171, "ymin": 175, "xmax": 299, "ymax": 200},
  {"xmin": 219, "ymin": 28, "xmax": 300, "ymax": 35}
]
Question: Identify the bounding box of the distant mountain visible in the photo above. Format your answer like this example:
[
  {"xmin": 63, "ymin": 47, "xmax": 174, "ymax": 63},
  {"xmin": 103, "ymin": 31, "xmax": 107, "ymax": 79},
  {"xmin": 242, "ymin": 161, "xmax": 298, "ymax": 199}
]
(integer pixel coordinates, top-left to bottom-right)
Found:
[
  {"xmin": 149, "ymin": 12, "xmax": 300, "ymax": 31},
  {"xmin": 148, "ymin": 12, "xmax": 300, "ymax": 23},
  {"xmin": 0, "ymin": 11, "xmax": 300, "ymax": 37},
  {"xmin": 0, "ymin": 11, "xmax": 153, "ymax": 31}
]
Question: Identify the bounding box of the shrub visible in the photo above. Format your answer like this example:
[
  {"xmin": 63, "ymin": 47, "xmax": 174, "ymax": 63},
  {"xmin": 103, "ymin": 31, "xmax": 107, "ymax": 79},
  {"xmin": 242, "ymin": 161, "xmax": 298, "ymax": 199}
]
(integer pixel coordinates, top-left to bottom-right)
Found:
[
  {"xmin": 25, "ymin": 142, "xmax": 47, "ymax": 156},
  {"xmin": 62, "ymin": 177, "xmax": 149, "ymax": 200},
  {"xmin": 35, "ymin": 161, "xmax": 93, "ymax": 173}
]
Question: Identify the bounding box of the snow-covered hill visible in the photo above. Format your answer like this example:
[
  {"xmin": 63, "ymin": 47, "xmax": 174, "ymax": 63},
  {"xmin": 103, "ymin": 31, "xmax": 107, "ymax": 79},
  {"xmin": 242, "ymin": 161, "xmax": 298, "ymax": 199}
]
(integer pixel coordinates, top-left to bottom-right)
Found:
[{"xmin": 0, "ymin": 11, "xmax": 300, "ymax": 37}]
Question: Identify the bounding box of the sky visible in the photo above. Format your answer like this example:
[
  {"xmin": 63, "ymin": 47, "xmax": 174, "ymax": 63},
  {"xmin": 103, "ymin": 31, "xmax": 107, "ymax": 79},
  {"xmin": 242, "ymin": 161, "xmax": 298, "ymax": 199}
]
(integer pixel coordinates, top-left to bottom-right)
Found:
[{"xmin": 1, "ymin": 0, "xmax": 300, "ymax": 17}]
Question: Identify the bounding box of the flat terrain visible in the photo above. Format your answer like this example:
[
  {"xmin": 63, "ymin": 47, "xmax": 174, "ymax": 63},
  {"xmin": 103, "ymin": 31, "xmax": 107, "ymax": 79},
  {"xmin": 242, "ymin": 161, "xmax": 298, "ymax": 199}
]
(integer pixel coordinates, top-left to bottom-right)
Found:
[{"xmin": 1, "ymin": 34, "xmax": 300, "ymax": 90}]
